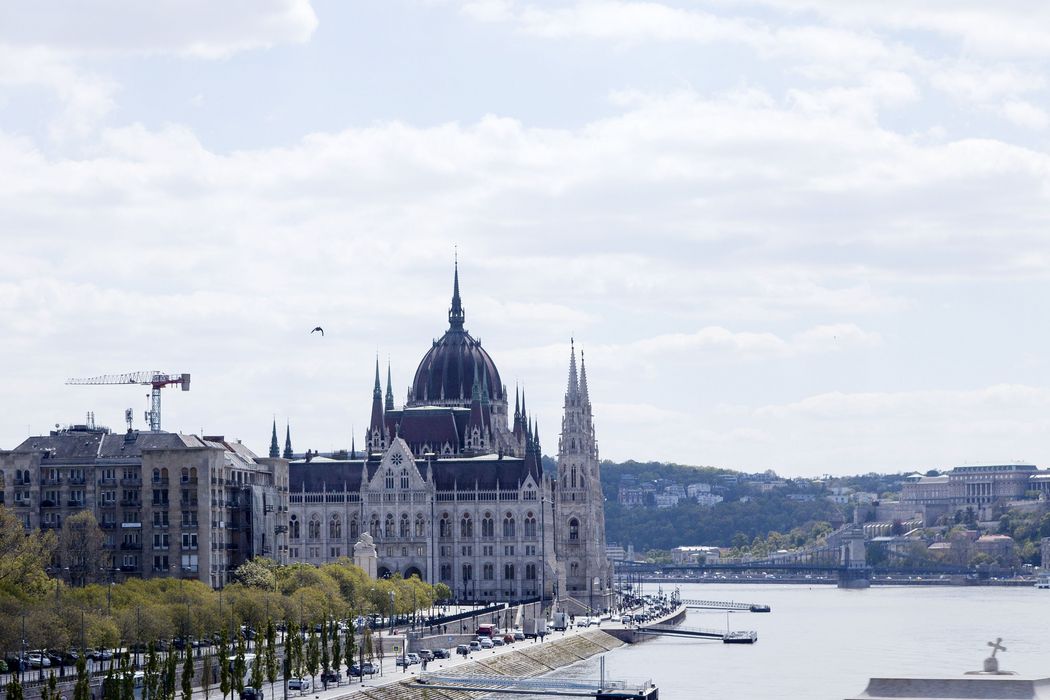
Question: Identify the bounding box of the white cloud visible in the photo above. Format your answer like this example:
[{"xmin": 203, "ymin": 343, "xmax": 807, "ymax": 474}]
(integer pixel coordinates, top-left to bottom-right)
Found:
[
  {"xmin": 0, "ymin": 1, "xmax": 318, "ymax": 58},
  {"xmin": 1001, "ymin": 100, "xmax": 1050, "ymax": 130}
]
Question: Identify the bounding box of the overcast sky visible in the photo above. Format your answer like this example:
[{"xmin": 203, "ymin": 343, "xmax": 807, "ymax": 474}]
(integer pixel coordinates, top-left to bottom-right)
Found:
[{"xmin": 3, "ymin": 1, "xmax": 1050, "ymax": 477}]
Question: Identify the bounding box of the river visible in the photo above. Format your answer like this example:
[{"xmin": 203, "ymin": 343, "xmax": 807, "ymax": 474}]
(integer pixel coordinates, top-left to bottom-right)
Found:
[{"xmin": 532, "ymin": 583, "xmax": 1050, "ymax": 699}]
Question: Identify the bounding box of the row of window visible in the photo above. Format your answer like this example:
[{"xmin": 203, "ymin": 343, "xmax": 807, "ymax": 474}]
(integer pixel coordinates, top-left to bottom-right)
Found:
[{"xmin": 438, "ymin": 563, "xmax": 538, "ymax": 581}]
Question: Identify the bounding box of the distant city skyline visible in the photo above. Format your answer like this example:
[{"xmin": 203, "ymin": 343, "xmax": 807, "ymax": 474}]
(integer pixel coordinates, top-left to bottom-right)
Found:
[{"xmin": 3, "ymin": 2, "xmax": 1050, "ymax": 476}]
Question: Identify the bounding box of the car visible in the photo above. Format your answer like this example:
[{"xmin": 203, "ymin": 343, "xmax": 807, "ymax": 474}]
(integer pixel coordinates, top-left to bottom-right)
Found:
[
  {"xmin": 503, "ymin": 634, "xmax": 515, "ymax": 644},
  {"xmin": 513, "ymin": 630, "xmax": 525, "ymax": 641},
  {"xmin": 395, "ymin": 656, "xmax": 412, "ymax": 667},
  {"xmin": 417, "ymin": 650, "xmax": 434, "ymax": 662},
  {"xmin": 457, "ymin": 644, "xmax": 470, "ymax": 656},
  {"xmin": 432, "ymin": 648, "xmax": 450, "ymax": 659},
  {"xmin": 349, "ymin": 662, "xmax": 376, "ymax": 677},
  {"xmin": 478, "ymin": 637, "xmax": 493, "ymax": 649},
  {"xmin": 26, "ymin": 653, "xmax": 51, "ymax": 668},
  {"xmin": 240, "ymin": 688, "xmax": 264, "ymax": 700},
  {"xmin": 492, "ymin": 638, "xmax": 505, "ymax": 647},
  {"xmin": 287, "ymin": 678, "xmax": 311, "ymax": 692},
  {"xmin": 320, "ymin": 670, "xmax": 342, "ymax": 684}
]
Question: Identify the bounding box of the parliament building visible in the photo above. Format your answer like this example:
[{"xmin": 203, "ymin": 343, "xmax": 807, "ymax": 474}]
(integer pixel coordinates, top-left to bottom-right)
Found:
[{"xmin": 285, "ymin": 264, "xmax": 612, "ymax": 611}]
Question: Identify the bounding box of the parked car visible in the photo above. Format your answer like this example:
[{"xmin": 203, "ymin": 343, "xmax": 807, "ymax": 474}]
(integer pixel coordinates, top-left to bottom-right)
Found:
[
  {"xmin": 456, "ymin": 644, "xmax": 470, "ymax": 657},
  {"xmin": 468, "ymin": 641, "xmax": 482, "ymax": 652},
  {"xmin": 417, "ymin": 650, "xmax": 434, "ymax": 662},
  {"xmin": 492, "ymin": 638, "xmax": 505, "ymax": 647},
  {"xmin": 26, "ymin": 653, "xmax": 51, "ymax": 668},
  {"xmin": 239, "ymin": 688, "xmax": 263, "ymax": 700},
  {"xmin": 349, "ymin": 662, "xmax": 376, "ymax": 677},
  {"xmin": 513, "ymin": 630, "xmax": 525, "ymax": 641},
  {"xmin": 287, "ymin": 678, "xmax": 311, "ymax": 692},
  {"xmin": 478, "ymin": 637, "xmax": 494, "ymax": 649},
  {"xmin": 432, "ymin": 648, "xmax": 450, "ymax": 659},
  {"xmin": 320, "ymin": 670, "xmax": 341, "ymax": 684}
]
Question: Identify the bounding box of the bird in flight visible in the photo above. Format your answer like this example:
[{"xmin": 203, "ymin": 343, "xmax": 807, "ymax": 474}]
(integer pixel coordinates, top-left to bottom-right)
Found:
[{"xmin": 311, "ymin": 327, "xmax": 325, "ymax": 336}]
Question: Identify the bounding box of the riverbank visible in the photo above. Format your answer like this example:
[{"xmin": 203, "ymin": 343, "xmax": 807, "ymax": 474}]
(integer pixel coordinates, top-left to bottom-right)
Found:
[
  {"xmin": 641, "ymin": 576, "xmax": 1038, "ymax": 587},
  {"xmin": 343, "ymin": 628, "xmax": 625, "ymax": 700}
]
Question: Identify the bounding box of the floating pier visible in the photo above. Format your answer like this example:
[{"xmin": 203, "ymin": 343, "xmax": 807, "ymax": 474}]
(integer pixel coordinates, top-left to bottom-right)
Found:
[
  {"xmin": 635, "ymin": 623, "xmax": 758, "ymax": 644},
  {"xmin": 413, "ymin": 673, "xmax": 659, "ymax": 699},
  {"xmin": 680, "ymin": 598, "xmax": 771, "ymax": 612}
]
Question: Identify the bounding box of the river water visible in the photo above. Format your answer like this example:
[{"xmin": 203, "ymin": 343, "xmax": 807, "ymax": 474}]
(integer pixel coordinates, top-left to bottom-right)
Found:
[{"xmin": 536, "ymin": 583, "xmax": 1050, "ymax": 700}]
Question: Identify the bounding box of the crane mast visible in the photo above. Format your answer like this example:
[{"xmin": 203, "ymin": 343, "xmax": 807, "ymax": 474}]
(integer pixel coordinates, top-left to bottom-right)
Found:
[{"xmin": 66, "ymin": 371, "xmax": 191, "ymax": 432}]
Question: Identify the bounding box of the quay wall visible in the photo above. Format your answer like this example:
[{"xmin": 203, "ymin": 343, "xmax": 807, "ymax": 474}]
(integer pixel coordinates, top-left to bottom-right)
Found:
[{"xmin": 345, "ymin": 628, "xmax": 624, "ymax": 700}]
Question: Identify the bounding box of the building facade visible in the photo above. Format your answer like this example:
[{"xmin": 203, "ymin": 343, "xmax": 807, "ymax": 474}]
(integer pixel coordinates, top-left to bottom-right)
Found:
[
  {"xmin": 287, "ymin": 266, "xmax": 612, "ymax": 610},
  {"xmin": 0, "ymin": 427, "xmax": 288, "ymax": 588}
]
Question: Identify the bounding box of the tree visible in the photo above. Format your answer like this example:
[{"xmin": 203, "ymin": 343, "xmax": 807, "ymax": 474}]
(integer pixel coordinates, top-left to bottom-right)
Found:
[
  {"xmin": 233, "ymin": 631, "xmax": 247, "ymax": 695},
  {"xmin": 263, "ymin": 621, "xmax": 278, "ymax": 700},
  {"xmin": 181, "ymin": 649, "xmax": 194, "ymax": 700},
  {"xmin": 0, "ymin": 505, "xmax": 56, "ymax": 595},
  {"xmin": 231, "ymin": 559, "xmax": 278, "ymax": 591},
  {"xmin": 320, "ymin": 616, "xmax": 330, "ymax": 681},
  {"xmin": 343, "ymin": 618, "xmax": 356, "ymax": 679},
  {"xmin": 288, "ymin": 625, "xmax": 303, "ymax": 680},
  {"xmin": 120, "ymin": 651, "xmax": 134, "ymax": 700},
  {"xmin": 58, "ymin": 511, "xmax": 106, "ymax": 586},
  {"xmin": 6, "ymin": 674, "xmax": 24, "ymax": 700},
  {"xmin": 249, "ymin": 641, "xmax": 264, "ymax": 693},
  {"xmin": 201, "ymin": 650, "xmax": 213, "ymax": 700},
  {"xmin": 330, "ymin": 618, "xmax": 341, "ymax": 679},
  {"xmin": 305, "ymin": 628, "xmax": 320, "ymax": 687},
  {"xmin": 144, "ymin": 643, "xmax": 161, "ymax": 700},
  {"xmin": 218, "ymin": 629, "xmax": 231, "ymax": 700},
  {"xmin": 74, "ymin": 654, "xmax": 90, "ymax": 700},
  {"xmin": 433, "ymin": 583, "xmax": 452, "ymax": 605},
  {"xmin": 164, "ymin": 643, "xmax": 178, "ymax": 700}
]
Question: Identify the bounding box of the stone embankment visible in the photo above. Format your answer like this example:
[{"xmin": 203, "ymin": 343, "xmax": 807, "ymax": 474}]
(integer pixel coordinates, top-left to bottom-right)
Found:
[{"xmin": 349, "ymin": 628, "xmax": 624, "ymax": 700}]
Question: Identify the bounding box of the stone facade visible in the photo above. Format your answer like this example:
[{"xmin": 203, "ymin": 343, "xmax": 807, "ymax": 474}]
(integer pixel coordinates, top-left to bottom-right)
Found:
[
  {"xmin": 286, "ymin": 267, "xmax": 611, "ymax": 609},
  {"xmin": 0, "ymin": 428, "xmax": 288, "ymax": 588}
]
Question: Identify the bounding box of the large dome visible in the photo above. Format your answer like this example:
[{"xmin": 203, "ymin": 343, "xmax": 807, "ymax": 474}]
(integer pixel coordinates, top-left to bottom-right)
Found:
[{"xmin": 409, "ymin": 264, "xmax": 504, "ymax": 407}]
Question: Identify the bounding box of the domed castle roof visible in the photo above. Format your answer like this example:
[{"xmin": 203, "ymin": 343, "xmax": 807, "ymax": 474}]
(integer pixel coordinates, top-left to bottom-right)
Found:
[{"xmin": 409, "ymin": 263, "xmax": 504, "ymax": 407}]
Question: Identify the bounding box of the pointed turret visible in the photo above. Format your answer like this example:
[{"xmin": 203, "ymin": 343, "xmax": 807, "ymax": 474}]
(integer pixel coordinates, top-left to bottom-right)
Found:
[
  {"xmin": 385, "ymin": 361, "xmax": 395, "ymax": 412},
  {"xmin": 350, "ymin": 433, "xmax": 357, "ymax": 460},
  {"xmin": 567, "ymin": 337, "xmax": 579, "ymax": 401},
  {"xmin": 269, "ymin": 418, "xmax": 280, "ymax": 458},
  {"xmin": 448, "ymin": 256, "xmax": 465, "ymax": 331},
  {"xmin": 466, "ymin": 365, "xmax": 484, "ymax": 450},
  {"xmin": 369, "ymin": 357, "xmax": 386, "ymax": 451},
  {"xmin": 579, "ymin": 349, "xmax": 590, "ymax": 406},
  {"xmin": 513, "ymin": 386, "xmax": 523, "ymax": 440},
  {"xmin": 283, "ymin": 422, "xmax": 293, "ymax": 459}
]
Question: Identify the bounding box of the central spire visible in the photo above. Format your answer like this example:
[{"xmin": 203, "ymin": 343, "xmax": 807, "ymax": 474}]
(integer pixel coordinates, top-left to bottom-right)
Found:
[{"xmin": 449, "ymin": 254, "xmax": 465, "ymax": 331}]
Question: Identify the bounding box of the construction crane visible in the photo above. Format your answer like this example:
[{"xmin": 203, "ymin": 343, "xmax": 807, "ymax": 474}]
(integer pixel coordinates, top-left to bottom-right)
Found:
[{"xmin": 66, "ymin": 371, "xmax": 191, "ymax": 432}]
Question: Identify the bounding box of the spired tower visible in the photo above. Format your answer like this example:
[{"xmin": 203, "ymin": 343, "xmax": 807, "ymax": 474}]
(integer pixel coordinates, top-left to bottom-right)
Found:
[{"xmin": 555, "ymin": 341, "xmax": 613, "ymax": 614}]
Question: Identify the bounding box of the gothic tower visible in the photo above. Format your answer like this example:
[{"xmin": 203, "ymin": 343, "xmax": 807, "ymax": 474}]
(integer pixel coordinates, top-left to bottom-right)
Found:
[{"xmin": 554, "ymin": 341, "xmax": 612, "ymax": 614}]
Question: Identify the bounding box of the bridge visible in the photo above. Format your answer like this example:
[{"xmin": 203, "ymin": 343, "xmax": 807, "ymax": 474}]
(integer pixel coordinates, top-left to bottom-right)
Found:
[{"xmin": 413, "ymin": 673, "xmax": 659, "ymax": 699}]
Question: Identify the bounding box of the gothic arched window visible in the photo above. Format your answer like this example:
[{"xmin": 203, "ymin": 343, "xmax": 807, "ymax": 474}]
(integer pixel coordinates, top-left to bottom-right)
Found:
[
  {"xmin": 350, "ymin": 517, "xmax": 359, "ymax": 539},
  {"xmin": 385, "ymin": 469, "xmax": 394, "ymax": 489},
  {"xmin": 524, "ymin": 514, "xmax": 537, "ymax": 538},
  {"xmin": 460, "ymin": 513, "xmax": 473, "ymax": 538},
  {"xmin": 503, "ymin": 563, "xmax": 515, "ymax": 580},
  {"xmin": 384, "ymin": 514, "xmax": 395, "ymax": 538},
  {"xmin": 570, "ymin": 561, "xmax": 579, "ymax": 577},
  {"xmin": 308, "ymin": 516, "xmax": 321, "ymax": 540},
  {"xmin": 369, "ymin": 514, "xmax": 380, "ymax": 537},
  {"xmin": 415, "ymin": 514, "xmax": 425, "ymax": 537},
  {"xmin": 525, "ymin": 563, "xmax": 537, "ymax": 580},
  {"xmin": 152, "ymin": 468, "xmax": 161, "ymax": 484},
  {"xmin": 481, "ymin": 514, "xmax": 494, "ymax": 538},
  {"xmin": 571, "ymin": 466, "xmax": 577, "ymax": 488},
  {"xmin": 568, "ymin": 518, "xmax": 579, "ymax": 541},
  {"xmin": 462, "ymin": 564, "xmax": 473, "ymax": 582},
  {"xmin": 329, "ymin": 514, "xmax": 342, "ymax": 539},
  {"xmin": 400, "ymin": 469, "xmax": 409, "ymax": 489},
  {"xmin": 440, "ymin": 514, "xmax": 451, "ymax": 539},
  {"xmin": 502, "ymin": 513, "xmax": 515, "ymax": 538},
  {"xmin": 399, "ymin": 513, "xmax": 410, "ymax": 538},
  {"xmin": 289, "ymin": 515, "xmax": 300, "ymax": 540}
]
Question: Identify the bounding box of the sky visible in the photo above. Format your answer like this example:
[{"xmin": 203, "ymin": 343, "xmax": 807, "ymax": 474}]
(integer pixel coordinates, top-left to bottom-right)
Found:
[{"xmin": 3, "ymin": 1, "xmax": 1050, "ymax": 477}]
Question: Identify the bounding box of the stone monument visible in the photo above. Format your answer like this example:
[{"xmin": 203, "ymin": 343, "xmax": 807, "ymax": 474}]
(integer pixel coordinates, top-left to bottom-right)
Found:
[
  {"xmin": 353, "ymin": 532, "xmax": 378, "ymax": 579},
  {"xmin": 847, "ymin": 640, "xmax": 1050, "ymax": 700}
]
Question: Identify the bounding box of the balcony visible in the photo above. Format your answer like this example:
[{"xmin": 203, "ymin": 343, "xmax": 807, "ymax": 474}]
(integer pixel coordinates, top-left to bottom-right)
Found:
[
  {"xmin": 41, "ymin": 478, "xmax": 62, "ymax": 486},
  {"xmin": 67, "ymin": 500, "xmax": 84, "ymax": 508},
  {"xmin": 68, "ymin": 477, "xmax": 86, "ymax": 485},
  {"xmin": 98, "ymin": 501, "xmax": 117, "ymax": 509},
  {"xmin": 179, "ymin": 500, "xmax": 198, "ymax": 508},
  {"xmin": 120, "ymin": 477, "xmax": 142, "ymax": 486},
  {"xmin": 40, "ymin": 500, "xmax": 57, "ymax": 508},
  {"xmin": 274, "ymin": 525, "xmax": 288, "ymax": 534},
  {"xmin": 120, "ymin": 542, "xmax": 142, "ymax": 551},
  {"xmin": 119, "ymin": 565, "xmax": 138, "ymax": 573},
  {"xmin": 119, "ymin": 499, "xmax": 140, "ymax": 506},
  {"xmin": 98, "ymin": 478, "xmax": 116, "ymax": 486},
  {"xmin": 152, "ymin": 500, "xmax": 169, "ymax": 507},
  {"xmin": 102, "ymin": 543, "xmax": 116, "ymax": 550},
  {"xmin": 40, "ymin": 522, "xmax": 59, "ymax": 530},
  {"xmin": 100, "ymin": 522, "xmax": 116, "ymax": 530}
]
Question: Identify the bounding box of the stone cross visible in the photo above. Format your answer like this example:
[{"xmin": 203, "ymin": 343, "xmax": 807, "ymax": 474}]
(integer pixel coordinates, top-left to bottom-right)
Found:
[
  {"xmin": 982, "ymin": 638, "xmax": 1006, "ymax": 673},
  {"xmin": 988, "ymin": 638, "xmax": 1006, "ymax": 658}
]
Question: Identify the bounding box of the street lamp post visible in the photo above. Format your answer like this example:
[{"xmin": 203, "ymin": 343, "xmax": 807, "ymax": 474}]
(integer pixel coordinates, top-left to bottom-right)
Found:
[{"xmin": 591, "ymin": 577, "xmax": 600, "ymax": 616}]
